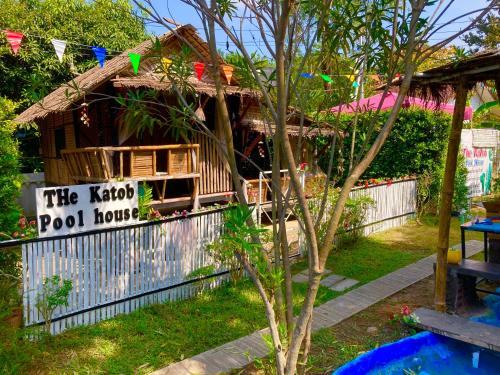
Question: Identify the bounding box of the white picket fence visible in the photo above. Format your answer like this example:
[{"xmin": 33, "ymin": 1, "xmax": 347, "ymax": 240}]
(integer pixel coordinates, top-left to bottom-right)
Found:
[
  {"xmin": 17, "ymin": 179, "xmax": 416, "ymax": 335},
  {"xmin": 21, "ymin": 209, "xmax": 226, "ymax": 335},
  {"xmin": 350, "ymin": 178, "xmax": 417, "ymax": 236}
]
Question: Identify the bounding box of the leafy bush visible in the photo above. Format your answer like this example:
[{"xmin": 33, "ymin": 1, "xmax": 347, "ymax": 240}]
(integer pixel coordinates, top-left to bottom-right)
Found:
[
  {"xmin": 0, "ymin": 97, "xmax": 23, "ymax": 238},
  {"xmin": 416, "ymin": 171, "xmax": 433, "ymax": 223},
  {"xmin": 303, "ymin": 186, "xmax": 374, "ymax": 247},
  {"xmin": 138, "ymin": 182, "xmax": 153, "ymax": 220},
  {"xmin": 207, "ymin": 235, "xmax": 244, "ymax": 284},
  {"xmin": 220, "ymin": 205, "xmax": 272, "ymax": 284},
  {"xmin": 433, "ymin": 152, "xmax": 469, "ymax": 213},
  {"xmin": 452, "ymin": 154, "xmax": 469, "ymax": 212},
  {"xmin": 35, "ymin": 276, "xmax": 72, "ymax": 334},
  {"xmin": 318, "ymin": 108, "xmax": 451, "ymax": 183},
  {"xmin": 0, "ymin": 248, "xmax": 22, "ymax": 319},
  {"xmin": 186, "ymin": 265, "xmax": 216, "ymax": 295},
  {"xmin": 337, "ymin": 194, "xmax": 374, "ymax": 245}
]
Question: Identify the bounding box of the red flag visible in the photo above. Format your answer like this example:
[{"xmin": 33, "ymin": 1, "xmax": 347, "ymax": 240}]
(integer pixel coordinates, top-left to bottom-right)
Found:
[
  {"xmin": 4, "ymin": 30, "xmax": 23, "ymax": 55},
  {"xmin": 194, "ymin": 62, "xmax": 205, "ymax": 81}
]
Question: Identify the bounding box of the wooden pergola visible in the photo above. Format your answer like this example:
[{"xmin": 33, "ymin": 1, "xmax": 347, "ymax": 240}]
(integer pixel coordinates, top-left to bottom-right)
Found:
[{"xmin": 402, "ymin": 49, "xmax": 500, "ymax": 311}]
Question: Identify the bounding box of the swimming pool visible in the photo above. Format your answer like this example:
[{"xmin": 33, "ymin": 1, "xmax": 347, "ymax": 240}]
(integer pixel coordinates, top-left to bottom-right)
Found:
[{"xmin": 332, "ymin": 331, "xmax": 500, "ymax": 375}]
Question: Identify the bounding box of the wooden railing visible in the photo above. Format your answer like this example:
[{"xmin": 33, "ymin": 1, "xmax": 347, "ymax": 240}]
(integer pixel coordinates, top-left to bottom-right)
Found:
[{"xmin": 61, "ymin": 144, "xmax": 200, "ymax": 183}]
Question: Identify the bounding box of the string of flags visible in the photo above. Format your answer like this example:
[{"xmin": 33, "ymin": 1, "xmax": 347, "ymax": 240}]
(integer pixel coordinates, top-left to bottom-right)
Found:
[
  {"xmin": 302, "ymin": 71, "xmax": 379, "ymax": 87},
  {"xmin": 2, "ymin": 29, "xmax": 376, "ymax": 87}
]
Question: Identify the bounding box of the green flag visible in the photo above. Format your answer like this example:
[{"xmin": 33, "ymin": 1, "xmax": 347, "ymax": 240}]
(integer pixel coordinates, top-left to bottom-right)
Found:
[
  {"xmin": 320, "ymin": 74, "xmax": 332, "ymax": 83},
  {"xmin": 128, "ymin": 53, "xmax": 141, "ymax": 75}
]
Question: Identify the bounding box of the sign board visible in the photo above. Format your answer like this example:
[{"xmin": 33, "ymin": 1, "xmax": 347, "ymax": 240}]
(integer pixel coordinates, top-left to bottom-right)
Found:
[
  {"xmin": 36, "ymin": 182, "xmax": 140, "ymax": 238},
  {"xmin": 461, "ymin": 129, "xmax": 495, "ymax": 197},
  {"xmin": 463, "ymin": 147, "xmax": 493, "ymax": 197}
]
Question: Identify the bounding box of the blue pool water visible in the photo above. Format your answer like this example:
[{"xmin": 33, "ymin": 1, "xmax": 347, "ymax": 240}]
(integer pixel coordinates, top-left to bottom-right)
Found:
[
  {"xmin": 334, "ymin": 290, "xmax": 500, "ymax": 375},
  {"xmin": 470, "ymin": 287, "xmax": 500, "ymax": 328},
  {"xmin": 333, "ymin": 331, "xmax": 500, "ymax": 375}
]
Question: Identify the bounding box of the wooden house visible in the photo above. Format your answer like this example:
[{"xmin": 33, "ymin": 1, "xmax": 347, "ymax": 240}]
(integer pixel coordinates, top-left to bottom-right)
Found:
[{"xmin": 15, "ymin": 25, "xmax": 334, "ymax": 210}]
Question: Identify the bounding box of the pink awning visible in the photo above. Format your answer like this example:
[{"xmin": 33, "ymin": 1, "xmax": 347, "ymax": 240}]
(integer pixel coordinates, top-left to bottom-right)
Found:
[{"xmin": 329, "ymin": 91, "xmax": 473, "ymax": 121}]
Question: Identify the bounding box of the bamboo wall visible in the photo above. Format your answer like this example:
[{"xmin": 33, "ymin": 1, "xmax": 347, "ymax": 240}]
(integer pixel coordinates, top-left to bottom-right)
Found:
[
  {"xmin": 40, "ymin": 112, "xmax": 76, "ymax": 185},
  {"xmin": 193, "ymin": 132, "xmax": 232, "ymax": 195}
]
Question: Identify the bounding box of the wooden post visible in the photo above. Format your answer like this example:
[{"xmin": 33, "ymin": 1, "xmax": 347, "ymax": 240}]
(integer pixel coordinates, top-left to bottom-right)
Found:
[{"xmin": 435, "ymin": 79, "xmax": 469, "ymax": 312}]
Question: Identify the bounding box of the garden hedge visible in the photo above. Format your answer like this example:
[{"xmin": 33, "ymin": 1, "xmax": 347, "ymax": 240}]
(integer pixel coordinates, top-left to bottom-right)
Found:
[{"xmin": 318, "ymin": 108, "xmax": 451, "ymax": 182}]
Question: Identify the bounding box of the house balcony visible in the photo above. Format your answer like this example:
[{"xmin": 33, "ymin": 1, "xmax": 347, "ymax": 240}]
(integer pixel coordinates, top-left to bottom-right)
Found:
[{"xmin": 61, "ymin": 145, "xmax": 202, "ymax": 207}]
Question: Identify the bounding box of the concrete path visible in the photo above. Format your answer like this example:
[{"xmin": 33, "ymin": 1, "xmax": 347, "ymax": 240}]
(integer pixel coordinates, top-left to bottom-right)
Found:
[{"xmin": 152, "ymin": 240, "xmax": 483, "ymax": 375}]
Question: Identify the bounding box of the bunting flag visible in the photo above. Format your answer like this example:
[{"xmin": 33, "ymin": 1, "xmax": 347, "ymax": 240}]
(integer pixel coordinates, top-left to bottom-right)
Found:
[
  {"xmin": 92, "ymin": 46, "xmax": 106, "ymax": 68},
  {"xmin": 2, "ymin": 27, "xmax": 384, "ymax": 92},
  {"xmin": 4, "ymin": 30, "xmax": 23, "ymax": 55},
  {"xmin": 194, "ymin": 62, "xmax": 205, "ymax": 81},
  {"xmin": 221, "ymin": 64, "xmax": 234, "ymax": 84},
  {"xmin": 129, "ymin": 53, "xmax": 141, "ymax": 74},
  {"xmin": 51, "ymin": 39, "xmax": 67, "ymax": 63},
  {"xmin": 320, "ymin": 74, "xmax": 332, "ymax": 83},
  {"xmin": 161, "ymin": 57, "xmax": 172, "ymax": 72}
]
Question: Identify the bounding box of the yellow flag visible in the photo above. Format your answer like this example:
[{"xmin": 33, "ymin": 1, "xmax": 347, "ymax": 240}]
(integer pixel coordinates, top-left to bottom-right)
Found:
[{"xmin": 161, "ymin": 57, "xmax": 172, "ymax": 72}]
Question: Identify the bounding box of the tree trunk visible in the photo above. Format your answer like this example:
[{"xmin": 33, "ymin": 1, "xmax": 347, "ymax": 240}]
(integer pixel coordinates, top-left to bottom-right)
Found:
[{"xmin": 434, "ymin": 79, "xmax": 469, "ymax": 312}]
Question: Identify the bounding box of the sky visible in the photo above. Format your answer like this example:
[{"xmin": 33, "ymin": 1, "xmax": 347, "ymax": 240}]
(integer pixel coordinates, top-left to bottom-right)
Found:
[{"xmin": 145, "ymin": 0, "xmax": 495, "ymax": 55}]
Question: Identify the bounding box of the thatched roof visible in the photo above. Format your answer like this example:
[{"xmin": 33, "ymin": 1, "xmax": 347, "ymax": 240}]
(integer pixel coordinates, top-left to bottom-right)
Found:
[
  {"xmin": 111, "ymin": 75, "xmax": 258, "ymax": 97},
  {"xmin": 242, "ymin": 118, "xmax": 339, "ymax": 138},
  {"xmin": 14, "ymin": 24, "xmax": 229, "ymax": 124},
  {"xmin": 390, "ymin": 49, "xmax": 500, "ymax": 103}
]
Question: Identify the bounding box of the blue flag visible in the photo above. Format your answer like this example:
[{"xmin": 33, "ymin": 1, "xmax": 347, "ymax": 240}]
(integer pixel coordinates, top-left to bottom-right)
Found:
[
  {"xmin": 301, "ymin": 73, "xmax": 313, "ymax": 78},
  {"xmin": 92, "ymin": 46, "xmax": 106, "ymax": 68}
]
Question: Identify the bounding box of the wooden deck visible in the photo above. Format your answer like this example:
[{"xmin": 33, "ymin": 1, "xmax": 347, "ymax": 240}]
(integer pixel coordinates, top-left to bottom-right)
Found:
[{"xmin": 414, "ymin": 307, "xmax": 500, "ymax": 352}]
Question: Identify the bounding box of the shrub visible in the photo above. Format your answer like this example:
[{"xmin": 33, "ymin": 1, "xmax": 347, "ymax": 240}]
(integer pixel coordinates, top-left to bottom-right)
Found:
[
  {"xmin": 35, "ymin": 276, "xmax": 72, "ymax": 334},
  {"xmin": 186, "ymin": 265, "xmax": 216, "ymax": 295},
  {"xmin": 302, "ymin": 186, "xmax": 374, "ymax": 247},
  {"xmin": 432, "ymin": 152, "xmax": 469, "ymax": 213},
  {"xmin": 337, "ymin": 194, "xmax": 374, "ymax": 245},
  {"xmin": 0, "ymin": 248, "xmax": 22, "ymax": 319},
  {"xmin": 0, "ymin": 97, "xmax": 23, "ymax": 238},
  {"xmin": 416, "ymin": 170, "xmax": 433, "ymax": 223},
  {"xmin": 207, "ymin": 236, "xmax": 244, "ymax": 284},
  {"xmin": 318, "ymin": 108, "xmax": 451, "ymax": 183},
  {"xmin": 138, "ymin": 182, "xmax": 153, "ymax": 220}
]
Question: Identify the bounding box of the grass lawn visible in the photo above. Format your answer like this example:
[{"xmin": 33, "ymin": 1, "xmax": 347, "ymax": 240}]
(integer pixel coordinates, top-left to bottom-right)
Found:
[
  {"xmin": 0, "ymin": 215, "xmax": 479, "ymax": 374},
  {"xmin": 293, "ymin": 215, "xmax": 481, "ymax": 283}
]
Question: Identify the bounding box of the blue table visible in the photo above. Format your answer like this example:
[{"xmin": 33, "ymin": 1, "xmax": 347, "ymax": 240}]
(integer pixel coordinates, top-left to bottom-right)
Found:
[{"xmin": 460, "ymin": 219, "xmax": 500, "ymax": 261}]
